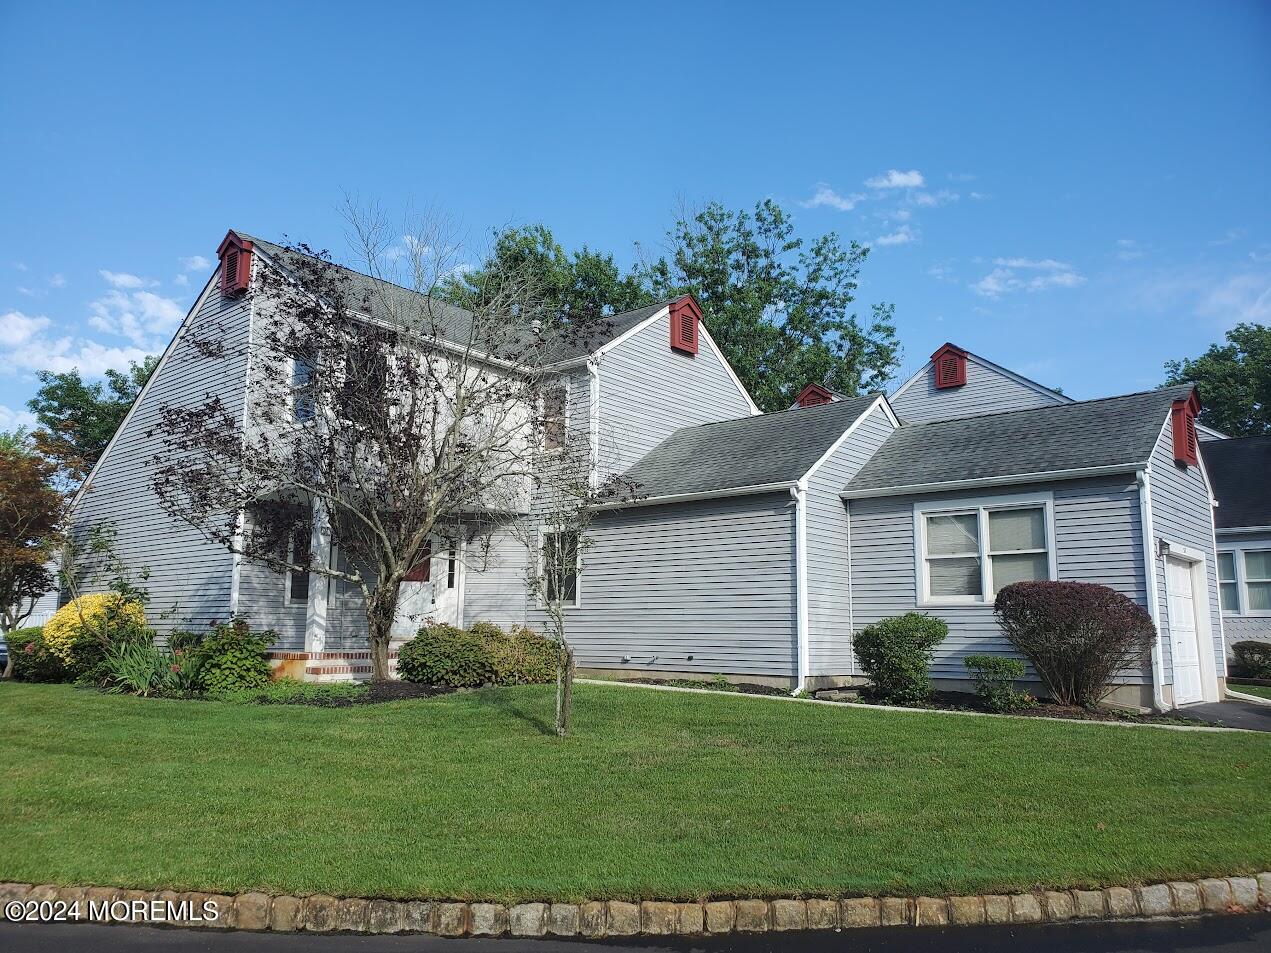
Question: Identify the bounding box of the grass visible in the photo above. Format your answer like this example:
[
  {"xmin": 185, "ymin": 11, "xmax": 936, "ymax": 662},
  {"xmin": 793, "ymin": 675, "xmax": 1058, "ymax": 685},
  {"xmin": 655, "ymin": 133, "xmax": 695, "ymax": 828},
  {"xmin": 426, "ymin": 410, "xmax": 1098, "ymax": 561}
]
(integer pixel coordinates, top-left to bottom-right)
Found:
[
  {"xmin": 1, "ymin": 682, "xmax": 1268, "ymax": 903},
  {"xmin": 1231, "ymin": 683, "xmax": 1271, "ymax": 701}
]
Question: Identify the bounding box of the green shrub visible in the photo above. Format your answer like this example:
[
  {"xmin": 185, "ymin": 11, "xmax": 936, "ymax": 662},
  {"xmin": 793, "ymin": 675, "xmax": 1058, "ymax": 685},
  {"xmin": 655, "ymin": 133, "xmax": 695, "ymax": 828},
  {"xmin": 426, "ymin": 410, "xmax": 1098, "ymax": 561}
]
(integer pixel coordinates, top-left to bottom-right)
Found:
[
  {"xmin": 1231, "ymin": 641, "xmax": 1271, "ymax": 679},
  {"xmin": 964, "ymin": 654, "xmax": 1034, "ymax": 712},
  {"xmin": 397, "ymin": 623, "xmax": 490, "ymax": 687},
  {"xmin": 103, "ymin": 641, "xmax": 175, "ymax": 696},
  {"xmin": 397, "ymin": 621, "xmax": 558, "ymax": 687},
  {"xmin": 192, "ymin": 620, "xmax": 276, "ymax": 695},
  {"xmin": 7, "ymin": 627, "xmax": 71, "ymax": 683},
  {"xmin": 854, "ymin": 613, "xmax": 948, "ymax": 705}
]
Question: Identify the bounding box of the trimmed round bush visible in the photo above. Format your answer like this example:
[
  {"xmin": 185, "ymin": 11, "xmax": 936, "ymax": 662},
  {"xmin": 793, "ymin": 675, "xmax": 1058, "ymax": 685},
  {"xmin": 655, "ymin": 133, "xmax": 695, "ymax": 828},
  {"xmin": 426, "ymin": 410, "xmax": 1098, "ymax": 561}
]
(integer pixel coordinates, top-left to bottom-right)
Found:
[
  {"xmin": 7, "ymin": 627, "xmax": 70, "ymax": 683},
  {"xmin": 42, "ymin": 594, "xmax": 147, "ymax": 669},
  {"xmin": 994, "ymin": 581, "xmax": 1155, "ymax": 708},
  {"xmin": 397, "ymin": 621, "xmax": 558, "ymax": 687},
  {"xmin": 964, "ymin": 654, "xmax": 1034, "ymax": 712},
  {"xmin": 1231, "ymin": 641, "xmax": 1271, "ymax": 679},
  {"xmin": 854, "ymin": 613, "xmax": 948, "ymax": 704}
]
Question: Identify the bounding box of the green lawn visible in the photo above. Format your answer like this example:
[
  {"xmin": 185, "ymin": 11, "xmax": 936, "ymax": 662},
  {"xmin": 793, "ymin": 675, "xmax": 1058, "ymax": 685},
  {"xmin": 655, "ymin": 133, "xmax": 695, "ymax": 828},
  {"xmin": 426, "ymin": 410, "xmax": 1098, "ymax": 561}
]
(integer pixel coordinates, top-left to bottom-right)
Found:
[
  {"xmin": 1232, "ymin": 683, "xmax": 1271, "ymax": 700},
  {"xmin": 1, "ymin": 682, "xmax": 1268, "ymax": 903}
]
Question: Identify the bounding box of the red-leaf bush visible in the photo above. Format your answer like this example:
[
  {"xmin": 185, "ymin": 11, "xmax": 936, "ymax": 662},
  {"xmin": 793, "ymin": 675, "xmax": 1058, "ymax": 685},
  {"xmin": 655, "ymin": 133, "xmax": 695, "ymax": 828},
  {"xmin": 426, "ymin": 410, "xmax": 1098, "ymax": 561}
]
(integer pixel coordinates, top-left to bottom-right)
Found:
[{"xmin": 993, "ymin": 581, "xmax": 1155, "ymax": 708}]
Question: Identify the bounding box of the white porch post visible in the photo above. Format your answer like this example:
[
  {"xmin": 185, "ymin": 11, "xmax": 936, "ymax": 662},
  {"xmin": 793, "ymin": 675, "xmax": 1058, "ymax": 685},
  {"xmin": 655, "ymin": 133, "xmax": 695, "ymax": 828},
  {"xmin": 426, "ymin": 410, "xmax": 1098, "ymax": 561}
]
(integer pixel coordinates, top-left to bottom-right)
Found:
[{"xmin": 305, "ymin": 500, "xmax": 331, "ymax": 653}]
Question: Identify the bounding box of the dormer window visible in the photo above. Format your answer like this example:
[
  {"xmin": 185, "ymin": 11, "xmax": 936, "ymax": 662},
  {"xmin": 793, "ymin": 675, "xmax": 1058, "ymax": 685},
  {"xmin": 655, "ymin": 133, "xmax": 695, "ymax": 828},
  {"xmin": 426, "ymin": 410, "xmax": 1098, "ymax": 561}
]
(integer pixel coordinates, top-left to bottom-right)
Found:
[
  {"xmin": 669, "ymin": 295, "xmax": 701, "ymax": 356},
  {"xmin": 1171, "ymin": 390, "xmax": 1201, "ymax": 468},
  {"xmin": 217, "ymin": 231, "xmax": 253, "ymax": 297},
  {"xmin": 932, "ymin": 343, "xmax": 967, "ymax": 389}
]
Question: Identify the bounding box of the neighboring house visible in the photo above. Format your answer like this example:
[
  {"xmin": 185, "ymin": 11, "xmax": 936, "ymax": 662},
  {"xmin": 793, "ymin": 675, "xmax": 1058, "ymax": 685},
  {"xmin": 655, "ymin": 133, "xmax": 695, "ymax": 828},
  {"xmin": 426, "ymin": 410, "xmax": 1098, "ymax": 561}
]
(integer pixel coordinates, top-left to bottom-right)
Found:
[
  {"xmin": 52, "ymin": 230, "xmax": 1240, "ymax": 709},
  {"xmin": 1201, "ymin": 436, "xmax": 1271, "ymax": 652}
]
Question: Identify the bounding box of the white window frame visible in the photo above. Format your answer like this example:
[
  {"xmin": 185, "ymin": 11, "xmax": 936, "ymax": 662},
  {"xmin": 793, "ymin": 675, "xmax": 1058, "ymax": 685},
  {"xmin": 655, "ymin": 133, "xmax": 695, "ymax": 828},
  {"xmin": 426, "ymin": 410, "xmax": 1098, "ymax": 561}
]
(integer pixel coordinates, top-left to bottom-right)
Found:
[
  {"xmin": 1218, "ymin": 545, "xmax": 1271, "ymax": 618},
  {"xmin": 913, "ymin": 491, "xmax": 1057, "ymax": 607},
  {"xmin": 539, "ymin": 380, "xmax": 569, "ymax": 454},
  {"xmin": 291, "ymin": 355, "xmax": 316, "ymax": 423},
  {"xmin": 538, "ymin": 526, "xmax": 581, "ymax": 609}
]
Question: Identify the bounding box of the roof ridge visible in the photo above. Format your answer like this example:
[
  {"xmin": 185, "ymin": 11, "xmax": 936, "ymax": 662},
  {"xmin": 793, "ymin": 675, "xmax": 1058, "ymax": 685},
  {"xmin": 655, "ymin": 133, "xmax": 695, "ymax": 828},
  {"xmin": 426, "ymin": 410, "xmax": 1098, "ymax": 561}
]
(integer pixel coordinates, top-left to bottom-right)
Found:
[
  {"xmin": 666, "ymin": 392, "xmax": 883, "ymax": 432},
  {"xmin": 897, "ymin": 382, "xmax": 1194, "ymax": 429}
]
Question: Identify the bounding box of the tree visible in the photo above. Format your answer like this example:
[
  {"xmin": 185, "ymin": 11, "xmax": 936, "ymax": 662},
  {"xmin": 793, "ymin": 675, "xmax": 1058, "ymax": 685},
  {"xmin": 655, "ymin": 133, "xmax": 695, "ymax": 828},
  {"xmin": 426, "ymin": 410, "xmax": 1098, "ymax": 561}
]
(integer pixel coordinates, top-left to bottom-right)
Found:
[
  {"xmin": 150, "ymin": 206, "xmax": 610, "ymax": 689},
  {"xmin": 27, "ymin": 357, "xmax": 159, "ymax": 482},
  {"xmin": 0, "ymin": 442, "xmax": 65, "ymax": 676},
  {"xmin": 638, "ymin": 200, "xmax": 901, "ymax": 412},
  {"xmin": 440, "ymin": 224, "xmax": 651, "ymax": 323},
  {"xmin": 1164, "ymin": 323, "xmax": 1270, "ymax": 436}
]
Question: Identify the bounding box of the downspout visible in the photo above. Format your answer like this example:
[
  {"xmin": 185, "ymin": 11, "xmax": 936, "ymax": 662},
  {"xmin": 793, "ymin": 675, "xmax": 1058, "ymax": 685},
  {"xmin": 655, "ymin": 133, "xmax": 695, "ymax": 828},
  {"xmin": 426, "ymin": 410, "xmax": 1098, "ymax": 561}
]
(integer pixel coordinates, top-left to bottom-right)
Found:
[
  {"xmin": 1136, "ymin": 468, "xmax": 1168, "ymax": 712},
  {"xmin": 587, "ymin": 360, "xmax": 600, "ymax": 489},
  {"xmin": 791, "ymin": 479, "xmax": 810, "ymax": 695}
]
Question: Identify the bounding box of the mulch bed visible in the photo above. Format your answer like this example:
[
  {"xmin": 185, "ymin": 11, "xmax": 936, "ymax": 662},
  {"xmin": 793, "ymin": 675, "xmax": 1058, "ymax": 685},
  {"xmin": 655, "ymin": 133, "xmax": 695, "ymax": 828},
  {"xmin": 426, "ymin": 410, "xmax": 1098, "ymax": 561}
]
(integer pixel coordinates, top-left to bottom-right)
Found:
[
  {"xmin": 350, "ymin": 681, "xmax": 455, "ymax": 705},
  {"xmin": 626, "ymin": 677, "xmax": 792, "ymax": 697},
  {"xmin": 835, "ymin": 689, "xmax": 1212, "ymax": 726}
]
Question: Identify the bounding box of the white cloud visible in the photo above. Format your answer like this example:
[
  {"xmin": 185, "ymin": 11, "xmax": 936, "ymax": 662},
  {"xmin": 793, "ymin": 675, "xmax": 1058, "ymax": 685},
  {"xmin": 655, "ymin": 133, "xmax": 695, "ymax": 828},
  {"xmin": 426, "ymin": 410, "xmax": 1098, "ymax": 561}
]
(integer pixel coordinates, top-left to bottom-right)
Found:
[
  {"xmin": 0, "ymin": 404, "xmax": 37, "ymax": 432},
  {"xmin": 1194, "ymin": 272, "xmax": 1271, "ymax": 325},
  {"xmin": 865, "ymin": 169, "xmax": 925, "ymax": 189},
  {"xmin": 6, "ymin": 337, "xmax": 153, "ymax": 376},
  {"xmin": 0, "ymin": 310, "xmax": 51, "ymax": 347},
  {"xmin": 927, "ymin": 260, "xmax": 956, "ymax": 281},
  {"xmin": 12, "ymin": 262, "xmax": 28, "ymax": 272},
  {"xmin": 1209, "ymin": 229, "xmax": 1244, "ymax": 247},
  {"xmin": 180, "ymin": 255, "xmax": 212, "ymax": 272},
  {"xmin": 872, "ymin": 225, "xmax": 916, "ymax": 247},
  {"xmin": 99, "ymin": 269, "xmax": 156, "ymax": 289},
  {"xmin": 972, "ymin": 257, "xmax": 1085, "ymax": 297},
  {"xmin": 88, "ymin": 289, "xmax": 184, "ymax": 347},
  {"xmin": 1113, "ymin": 239, "xmax": 1145, "ymax": 262},
  {"xmin": 801, "ymin": 183, "xmax": 866, "ymax": 212},
  {"xmin": 968, "ymin": 191, "xmax": 988, "ymax": 201},
  {"xmin": 947, "ymin": 172, "xmax": 976, "ymax": 182},
  {"xmin": 48, "ymin": 273, "xmax": 66, "ymax": 288}
]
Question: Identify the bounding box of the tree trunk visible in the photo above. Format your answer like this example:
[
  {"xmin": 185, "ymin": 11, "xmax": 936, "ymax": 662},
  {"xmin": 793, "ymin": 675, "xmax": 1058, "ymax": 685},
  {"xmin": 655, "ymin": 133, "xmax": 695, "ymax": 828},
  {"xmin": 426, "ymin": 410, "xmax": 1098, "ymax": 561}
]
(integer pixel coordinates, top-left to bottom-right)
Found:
[
  {"xmin": 365, "ymin": 587, "xmax": 398, "ymax": 682},
  {"xmin": 555, "ymin": 641, "xmax": 575, "ymax": 737}
]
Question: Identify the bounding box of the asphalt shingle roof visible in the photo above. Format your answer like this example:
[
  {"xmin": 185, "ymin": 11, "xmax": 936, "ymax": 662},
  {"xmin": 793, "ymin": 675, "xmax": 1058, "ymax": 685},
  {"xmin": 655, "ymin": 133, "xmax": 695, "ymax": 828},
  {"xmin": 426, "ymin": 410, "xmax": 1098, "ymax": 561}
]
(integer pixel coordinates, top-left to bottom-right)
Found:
[
  {"xmin": 1200, "ymin": 436, "xmax": 1271, "ymax": 529},
  {"xmin": 618, "ymin": 394, "xmax": 883, "ymax": 499},
  {"xmin": 238, "ymin": 232, "xmax": 671, "ymax": 362},
  {"xmin": 845, "ymin": 384, "xmax": 1196, "ymax": 495}
]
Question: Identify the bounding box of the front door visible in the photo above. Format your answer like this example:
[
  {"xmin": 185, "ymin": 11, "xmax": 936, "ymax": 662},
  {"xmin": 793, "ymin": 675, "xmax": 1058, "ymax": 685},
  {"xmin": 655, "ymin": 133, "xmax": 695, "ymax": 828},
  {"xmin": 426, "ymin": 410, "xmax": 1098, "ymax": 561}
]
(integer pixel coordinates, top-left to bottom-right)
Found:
[
  {"xmin": 391, "ymin": 540, "xmax": 461, "ymax": 639},
  {"xmin": 1166, "ymin": 555, "xmax": 1203, "ymax": 705}
]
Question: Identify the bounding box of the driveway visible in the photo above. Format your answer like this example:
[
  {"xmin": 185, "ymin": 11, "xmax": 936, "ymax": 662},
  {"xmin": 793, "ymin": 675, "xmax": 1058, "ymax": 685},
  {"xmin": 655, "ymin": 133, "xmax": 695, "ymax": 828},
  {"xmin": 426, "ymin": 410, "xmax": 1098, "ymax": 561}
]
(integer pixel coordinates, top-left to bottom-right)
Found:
[
  {"xmin": 1183, "ymin": 698, "xmax": 1271, "ymax": 731},
  {"xmin": 3, "ymin": 916, "xmax": 1271, "ymax": 953}
]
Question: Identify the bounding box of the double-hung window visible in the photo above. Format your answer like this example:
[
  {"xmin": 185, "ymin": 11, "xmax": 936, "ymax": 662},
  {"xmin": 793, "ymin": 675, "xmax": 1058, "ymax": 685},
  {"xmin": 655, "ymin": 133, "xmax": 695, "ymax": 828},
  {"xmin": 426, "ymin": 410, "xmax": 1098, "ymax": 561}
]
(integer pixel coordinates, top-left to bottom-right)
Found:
[
  {"xmin": 917, "ymin": 495, "xmax": 1054, "ymax": 604},
  {"xmin": 540, "ymin": 384, "xmax": 568, "ymax": 452},
  {"xmin": 292, "ymin": 355, "xmax": 316, "ymax": 423},
  {"xmin": 1219, "ymin": 548, "xmax": 1271, "ymax": 616},
  {"xmin": 540, "ymin": 530, "xmax": 579, "ymax": 608}
]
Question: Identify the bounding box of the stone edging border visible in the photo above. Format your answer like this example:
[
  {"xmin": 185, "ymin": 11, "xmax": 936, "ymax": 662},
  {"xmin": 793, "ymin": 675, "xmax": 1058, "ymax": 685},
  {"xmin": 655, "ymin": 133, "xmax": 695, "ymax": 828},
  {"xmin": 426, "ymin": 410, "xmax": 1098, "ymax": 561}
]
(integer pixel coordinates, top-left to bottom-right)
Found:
[{"xmin": 2, "ymin": 874, "xmax": 1268, "ymax": 936}]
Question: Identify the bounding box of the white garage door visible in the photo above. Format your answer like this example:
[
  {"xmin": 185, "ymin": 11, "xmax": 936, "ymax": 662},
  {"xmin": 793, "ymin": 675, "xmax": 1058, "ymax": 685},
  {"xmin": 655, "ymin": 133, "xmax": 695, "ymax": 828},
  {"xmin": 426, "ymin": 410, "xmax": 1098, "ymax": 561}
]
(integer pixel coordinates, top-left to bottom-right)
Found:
[{"xmin": 1166, "ymin": 556, "xmax": 1203, "ymax": 706}]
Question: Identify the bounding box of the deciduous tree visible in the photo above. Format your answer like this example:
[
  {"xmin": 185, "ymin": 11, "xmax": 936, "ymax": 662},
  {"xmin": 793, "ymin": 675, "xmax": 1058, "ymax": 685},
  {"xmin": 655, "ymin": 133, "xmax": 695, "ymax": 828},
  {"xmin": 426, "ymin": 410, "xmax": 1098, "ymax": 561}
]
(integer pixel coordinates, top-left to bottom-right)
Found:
[{"xmin": 1164, "ymin": 323, "xmax": 1270, "ymax": 436}]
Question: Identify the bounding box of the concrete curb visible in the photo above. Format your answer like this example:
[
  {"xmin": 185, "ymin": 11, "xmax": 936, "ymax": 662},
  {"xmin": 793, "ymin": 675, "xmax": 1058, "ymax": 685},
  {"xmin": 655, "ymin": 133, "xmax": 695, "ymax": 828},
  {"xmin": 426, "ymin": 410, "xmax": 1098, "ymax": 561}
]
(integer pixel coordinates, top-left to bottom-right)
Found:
[
  {"xmin": 579, "ymin": 678, "xmax": 1256, "ymax": 733},
  {"xmin": 1227, "ymin": 689, "xmax": 1271, "ymax": 707},
  {"xmin": 1, "ymin": 874, "xmax": 1267, "ymax": 935}
]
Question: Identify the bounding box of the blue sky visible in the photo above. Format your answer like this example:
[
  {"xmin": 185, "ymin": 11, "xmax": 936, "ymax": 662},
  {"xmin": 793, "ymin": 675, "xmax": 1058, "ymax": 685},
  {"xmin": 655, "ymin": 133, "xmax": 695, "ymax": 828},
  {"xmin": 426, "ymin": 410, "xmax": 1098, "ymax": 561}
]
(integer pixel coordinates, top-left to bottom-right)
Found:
[{"xmin": 2, "ymin": 0, "xmax": 1269, "ymax": 429}]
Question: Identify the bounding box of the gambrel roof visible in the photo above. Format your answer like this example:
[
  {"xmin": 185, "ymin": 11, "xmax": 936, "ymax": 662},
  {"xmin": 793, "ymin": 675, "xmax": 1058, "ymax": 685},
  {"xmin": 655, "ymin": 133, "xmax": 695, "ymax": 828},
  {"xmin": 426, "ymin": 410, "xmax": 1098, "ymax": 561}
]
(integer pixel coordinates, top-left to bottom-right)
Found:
[
  {"xmin": 618, "ymin": 394, "xmax": 885, "ymax": 500},
  {"xmin": 844, "ymin": 384, "xmax": 1197, "ymax": 497},
  {"xmin": 1200, "ymin": 435, "xmax": 1271, "ymax": 529},
  {"xmin": 240, "ymin": 231, "xmax": 676, "ymax": 363}
]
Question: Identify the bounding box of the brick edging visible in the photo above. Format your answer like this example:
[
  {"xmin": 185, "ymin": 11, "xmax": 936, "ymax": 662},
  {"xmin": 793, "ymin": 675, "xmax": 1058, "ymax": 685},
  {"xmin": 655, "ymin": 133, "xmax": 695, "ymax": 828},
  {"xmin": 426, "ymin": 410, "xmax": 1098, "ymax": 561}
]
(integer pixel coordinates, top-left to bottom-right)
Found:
[{"xmin": 1, "ymin": 875, "xmax": 1267, "ymax": 935}]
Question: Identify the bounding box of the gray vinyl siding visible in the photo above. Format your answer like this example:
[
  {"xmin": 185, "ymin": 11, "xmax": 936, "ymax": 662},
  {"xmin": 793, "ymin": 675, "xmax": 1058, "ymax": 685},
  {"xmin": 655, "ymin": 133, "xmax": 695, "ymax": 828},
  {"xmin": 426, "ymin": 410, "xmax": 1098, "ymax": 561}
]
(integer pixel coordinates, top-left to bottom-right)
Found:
[
  {"xmin": 1219, "ymin": 530, "xmax": 1271, "ymax": 650},
  {"xmin": 596, "ymin": 312, "xmax": 754, "ymax": 478},
  {"xmin": 67, "ymin": 276, "xmax": 247, "ymax": 635},
  {"xmin": 806, "ymin": 404, "xmax": 896, "ymax": 676},
  {"xmin": 890, "ymin": 355, "xmax": 1067, "ymax": 423},
  {"xmin": 1148, "ymin": 426, "xmax": 1224, "ymax": 680},
  {"xmin": 236, "ymin": 559, "xmax": 307, "ymax": 649},
  {"xmin": 849, "ymin": 475, "xmax": 1149, "ymax": 682},
  {"xmin": 462, "ymin": 528, "xmax": 531, "ymax": 629},
  {"xmin": 543, "ymin": 492, "xmax": 798, "ymax": 677}
]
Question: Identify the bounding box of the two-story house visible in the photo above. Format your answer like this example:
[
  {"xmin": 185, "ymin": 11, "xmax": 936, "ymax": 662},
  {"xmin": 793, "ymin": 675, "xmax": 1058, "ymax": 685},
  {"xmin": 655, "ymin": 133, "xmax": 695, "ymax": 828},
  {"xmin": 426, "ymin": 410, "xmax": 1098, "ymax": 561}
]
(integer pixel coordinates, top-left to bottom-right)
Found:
[{"xmin": 59, "ymin": 230, "xmax": 1237, "ymax": 709}]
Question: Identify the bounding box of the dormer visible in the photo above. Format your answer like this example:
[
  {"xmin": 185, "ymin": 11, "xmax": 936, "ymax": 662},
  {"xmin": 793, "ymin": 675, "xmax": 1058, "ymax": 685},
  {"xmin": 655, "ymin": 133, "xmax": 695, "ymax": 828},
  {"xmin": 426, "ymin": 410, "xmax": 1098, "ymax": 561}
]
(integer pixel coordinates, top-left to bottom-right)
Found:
[
  {"xmin": 795, "ymin": 383, "xmax": 835, "ymax": 407},
  {"xmin": 669, "ymin": 295, "xmax": 701, "ymax": 356},
  {"xmin": 931, "ymin": 343, "xmax": 968, "ymax": 389},
  {"xmin": 217, "ymin": 231, "xmax": 254, "ymax": 297},
  {"xmin": 1171, "ymin": 388, "xmax": 1202, "ymax": 468}
]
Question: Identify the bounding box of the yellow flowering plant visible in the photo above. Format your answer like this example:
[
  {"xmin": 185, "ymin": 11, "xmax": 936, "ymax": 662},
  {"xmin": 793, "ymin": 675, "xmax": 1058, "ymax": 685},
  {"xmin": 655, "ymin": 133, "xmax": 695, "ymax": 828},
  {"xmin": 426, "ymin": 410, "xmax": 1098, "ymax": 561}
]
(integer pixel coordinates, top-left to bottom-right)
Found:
[{"xmin": 42, "ymin": 593, "xmax": 147, "ymax": 665}]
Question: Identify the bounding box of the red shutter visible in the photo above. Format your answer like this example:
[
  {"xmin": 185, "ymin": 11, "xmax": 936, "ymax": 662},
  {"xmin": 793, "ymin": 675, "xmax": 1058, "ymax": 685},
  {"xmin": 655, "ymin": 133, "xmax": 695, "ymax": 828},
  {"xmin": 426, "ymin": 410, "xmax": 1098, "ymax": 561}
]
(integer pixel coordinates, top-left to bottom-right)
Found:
[
  {"xmin": 1171, "ymin": 397, "xmax": 1200, "ymax": 467},
  {"xmin": 931, "ymin": 343, "xmax": 967, "ymax": 389},
  {"xmin": 217, "ymin": 231, "xmax": 253, "ymax": 297},
  {"xmin": 669, "ymin": 295, "xmax": 701, "ymax": 356}
]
